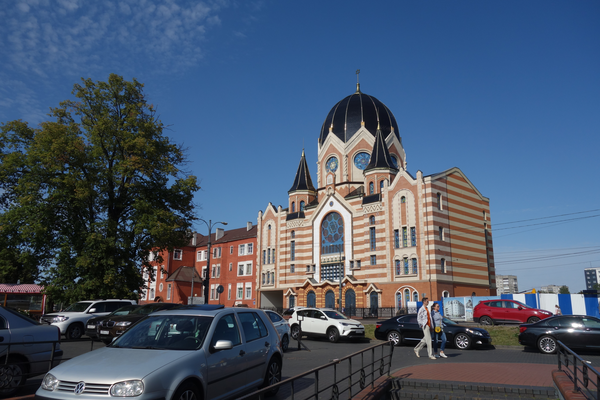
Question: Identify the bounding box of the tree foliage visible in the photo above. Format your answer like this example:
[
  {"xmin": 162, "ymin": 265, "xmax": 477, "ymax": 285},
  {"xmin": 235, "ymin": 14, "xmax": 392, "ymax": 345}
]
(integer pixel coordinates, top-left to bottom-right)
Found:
[
  {"xmin": 559, "ymin": 285, "xmax": 570, "ymax": 294},
  {"xmin": 0, "ymin": 74, "xmax": 199, "ymax": 304}
]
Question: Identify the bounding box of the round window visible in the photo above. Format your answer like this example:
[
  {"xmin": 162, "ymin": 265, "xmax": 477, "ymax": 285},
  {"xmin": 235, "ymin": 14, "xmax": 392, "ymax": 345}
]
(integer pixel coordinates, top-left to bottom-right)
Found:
[
  {"xmin": 353, "ymin": 152, "xmax": 370, "ymax": 170},
  {"xmin": 326, "ymin": 156, "xmax": 338, "ymax": 173}
]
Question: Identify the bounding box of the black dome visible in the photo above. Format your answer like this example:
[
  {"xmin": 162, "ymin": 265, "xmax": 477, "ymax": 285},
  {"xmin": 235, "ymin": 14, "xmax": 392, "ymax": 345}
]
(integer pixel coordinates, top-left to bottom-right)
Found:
[{"xmin": 319, "ymin": 90, "xmax": 400, "ymax": 145}]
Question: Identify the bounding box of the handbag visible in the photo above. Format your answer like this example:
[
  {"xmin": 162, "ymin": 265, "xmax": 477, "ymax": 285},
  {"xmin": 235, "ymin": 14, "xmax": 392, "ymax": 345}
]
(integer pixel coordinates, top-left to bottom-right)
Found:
[{"xmin": 434, "ymin": 326, "xmax": 442, "ymax": 333}]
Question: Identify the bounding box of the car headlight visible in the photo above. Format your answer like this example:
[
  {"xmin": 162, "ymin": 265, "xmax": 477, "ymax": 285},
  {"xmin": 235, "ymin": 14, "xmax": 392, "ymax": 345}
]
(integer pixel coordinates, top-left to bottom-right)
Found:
[
  {"xmin": 466, "ymin": 329, "xmax": 483, "ymax": 336},
  {"xmin": 41, "ymin": 373, "xmax": 59, "ymax": 391},
  {"xmin": 110, "ymin": 380, "xmax": 144, "ymax": 397},
  {"xmin": 115, "ymin": 321, "xmax": 132, "ymax": 327},
  {"xmin": 340, "ymin": 323, "xmax": 350, "ymax": 326},
  {"xmin": 52, "ymin": 316, "xmax": 69, "ymax": 323}
]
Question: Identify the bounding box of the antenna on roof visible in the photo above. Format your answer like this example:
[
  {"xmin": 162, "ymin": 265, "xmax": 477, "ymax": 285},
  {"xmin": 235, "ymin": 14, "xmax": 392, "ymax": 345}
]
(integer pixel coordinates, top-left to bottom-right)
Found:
[{"xmin": 355, "ymin": 69, "xmax": 361, "ymax": 93}]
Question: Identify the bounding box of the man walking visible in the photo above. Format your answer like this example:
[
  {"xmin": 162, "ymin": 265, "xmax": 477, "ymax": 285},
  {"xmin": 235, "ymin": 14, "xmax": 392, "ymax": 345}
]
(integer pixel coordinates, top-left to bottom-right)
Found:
[{"xmin": 414, "ymin": 297, "xmax": 435, "ymax": 360}]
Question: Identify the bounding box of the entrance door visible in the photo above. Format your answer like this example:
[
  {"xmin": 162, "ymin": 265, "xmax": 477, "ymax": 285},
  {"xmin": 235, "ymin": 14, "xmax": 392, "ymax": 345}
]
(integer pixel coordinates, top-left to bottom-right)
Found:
[
  {"xmin": 306, "ymin": 291, "xmax": 316, "ymax": 308},
  {"xmin": 325, "ymin": 290, "xmax": 335, "ymax": 309},
  {"xmin": 345, "ymin": 289, "xmax": 356, "ymax": 316},
  {"xmin": 369, "ymin": 292, "xmax": 378, "ymax": 317}
]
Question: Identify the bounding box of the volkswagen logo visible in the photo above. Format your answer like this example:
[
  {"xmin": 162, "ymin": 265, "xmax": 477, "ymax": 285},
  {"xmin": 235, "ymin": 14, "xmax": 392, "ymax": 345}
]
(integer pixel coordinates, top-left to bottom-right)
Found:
[{"xmin": 74, "ymin": 381, "xmax": 86, "ymax": 394}]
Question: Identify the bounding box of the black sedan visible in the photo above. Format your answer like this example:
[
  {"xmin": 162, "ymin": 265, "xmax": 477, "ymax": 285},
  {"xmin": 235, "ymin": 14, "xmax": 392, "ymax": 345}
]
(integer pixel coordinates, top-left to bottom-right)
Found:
[
  {"xmin": 374, "ymin": 314, "xmax": 491, "ymax": 350},
  {"xmin": 518, "ymin": 315, "xmax": 600, "ymax": 354},
  {"xmin": 84, "ymin": 304, "xmax": 140, "ymax": 339}
]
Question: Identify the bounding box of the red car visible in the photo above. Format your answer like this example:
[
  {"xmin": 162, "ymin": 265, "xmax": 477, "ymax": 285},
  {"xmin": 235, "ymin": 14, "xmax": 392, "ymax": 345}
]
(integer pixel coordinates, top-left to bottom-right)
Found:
[{"xmin": 473, "ymin": 299, "xmax": 552, "ymax": 325}]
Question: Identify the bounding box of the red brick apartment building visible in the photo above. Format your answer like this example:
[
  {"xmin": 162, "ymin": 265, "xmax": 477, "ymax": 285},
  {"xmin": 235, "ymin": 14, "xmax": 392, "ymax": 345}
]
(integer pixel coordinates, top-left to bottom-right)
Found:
[{"xmin": 140, "ymin": 223, "xmax": 257, "ymax": 307}]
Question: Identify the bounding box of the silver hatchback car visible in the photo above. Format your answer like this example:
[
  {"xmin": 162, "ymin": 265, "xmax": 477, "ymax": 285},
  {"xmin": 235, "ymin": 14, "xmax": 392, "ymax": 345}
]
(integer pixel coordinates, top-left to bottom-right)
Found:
[{"xmin": 36, "ymin": 305, "xmax": 283, "ymax": 400}]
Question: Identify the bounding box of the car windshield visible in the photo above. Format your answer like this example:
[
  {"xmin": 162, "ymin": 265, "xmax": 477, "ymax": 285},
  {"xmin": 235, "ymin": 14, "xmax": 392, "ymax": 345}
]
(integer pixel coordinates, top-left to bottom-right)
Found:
[
  {"xmin": 111, "ymin": 305, "xmax": 139, "ymax": 316},
  {"xmin": 62, "ymin": 302, "xmax": 92, "ymax": 312},
  {"xmin": 323, "ymin": 310, "xmax": 347, "ymax": 320},
  {"xmin": 130, "ymin": 305, "xmax": 167, "ymax": 315},
  {"xmin": 442, "ymin": 317, "xmax": 458, "ymax": 326},
  {"xmin": 111, "ymin": 315, "xmax": 212, "ymax": 350}
]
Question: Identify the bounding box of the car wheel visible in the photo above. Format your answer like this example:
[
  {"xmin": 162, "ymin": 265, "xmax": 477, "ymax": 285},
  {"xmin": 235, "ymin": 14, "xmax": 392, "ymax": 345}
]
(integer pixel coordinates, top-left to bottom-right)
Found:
[
  {"xmin": 66, "ymin": 323, "xmax": 83, "ymax": 340},
  {"xmin": 527, "ymin": 316, "xmax": 540, "ymax": 323},
  {"xmin": 0, "ymin": 359, "xmax": 26, "ymax": 397},
  {"xmin": 173, "ymin": 381, "xmax": 202, "ymax": 400},
  {"xmin": 327, "ymin": 327, "xmax": 340, "ymax": 343},
  {"xmin": 386, "ymin": 330, "xmax": 401, "ymax": 346},
  {"xmin": 538, "ymin": 335, "xmax": 557, "ymax": 354},
  {"xmin": 454, "ymin": 333, "xmax": 471, "ymax": 350},
  {"xmin": 479, "ymin": 316, "xmax": 493, "ymax": 326},
  {"xmin": 290, "ymin": 324, "xmax": 300, "ymax": 340},
  {"xmin": 262, "ymin": 357, "xmax": 282, "ymax": 396},
  {"xmin": 281, "ymin": 334, "xmax": 289, "ymax": 351}
]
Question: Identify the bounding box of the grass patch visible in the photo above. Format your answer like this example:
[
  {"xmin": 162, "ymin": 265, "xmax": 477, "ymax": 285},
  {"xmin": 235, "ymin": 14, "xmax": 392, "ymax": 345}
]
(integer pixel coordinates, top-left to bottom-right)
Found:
[
  {"xmin": 483, "ymin": 325, "xmax": 520, "ymax": 346},
  {"xmin": 362, "ymin": 322, "xmax": 520, "ymax": 346}
]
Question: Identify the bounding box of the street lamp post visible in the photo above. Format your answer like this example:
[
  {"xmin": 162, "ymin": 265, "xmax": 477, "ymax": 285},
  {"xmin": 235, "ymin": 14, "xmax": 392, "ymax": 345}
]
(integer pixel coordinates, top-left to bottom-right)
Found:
[{"xmin": 197, "ymin": 219, "xmax": 227, "ymax": 305}]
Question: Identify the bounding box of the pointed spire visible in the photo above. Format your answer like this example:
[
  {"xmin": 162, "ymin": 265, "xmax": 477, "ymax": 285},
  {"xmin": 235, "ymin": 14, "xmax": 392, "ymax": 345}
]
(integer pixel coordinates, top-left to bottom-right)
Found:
[
  {"xmin": 355, "ymin": 69, "xmax": 361, "ymax": 93},
  {"xmin": 365, "ymin": 127, "xmax": 398, "ymax": 172},
  {"xmin": 289, "ymin": 149, "xmax": 316, "ymax": 193}
]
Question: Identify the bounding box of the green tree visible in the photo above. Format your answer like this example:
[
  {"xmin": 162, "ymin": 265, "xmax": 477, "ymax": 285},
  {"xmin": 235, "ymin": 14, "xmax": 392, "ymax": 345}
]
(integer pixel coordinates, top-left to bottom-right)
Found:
[
  {"xmin": 559, "ymin": 285, "xmax": 570, "ymax": 294},
  {"xmin": 0, "ymin": 74, "xmax": 199, "ymax": 304}
]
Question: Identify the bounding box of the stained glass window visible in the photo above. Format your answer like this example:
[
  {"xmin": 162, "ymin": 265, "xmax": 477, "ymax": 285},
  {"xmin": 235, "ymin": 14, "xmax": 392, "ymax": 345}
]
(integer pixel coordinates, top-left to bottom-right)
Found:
[
  {"xmin": 321, "ymin": 212, "xmax": 344, "ymax": 255},
  {"xmin": 404, "ymin": 257, "xmax": 409, "ymax": 274},
  {"xmin": 394, "ymin": 230, "xmax": 400, "ymax": 248},
  {"xmin": 411, "ymin": 227, "xmax": 416, "ymax": 246},
  {"xmin": 412, "ymin": 258, "xmax": 418, "ymax": 274},
  {"xmin": 353, "ymin": 152, "xmax": 370, "ymax": 170},
  {"xmin": 395, "ymin": 259, "xmax": 401, "ymax": 275},
  {"xmin": 326, "ymin": 157, "xmax": 339, "ymax": 173}
]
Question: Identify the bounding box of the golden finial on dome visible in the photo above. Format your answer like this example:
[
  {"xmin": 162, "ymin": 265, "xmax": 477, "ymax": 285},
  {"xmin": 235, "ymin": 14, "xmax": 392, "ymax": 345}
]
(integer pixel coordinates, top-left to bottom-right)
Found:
[{"xmin": 355, "ymin": 69, "xmax": 361, "ymax": 93}]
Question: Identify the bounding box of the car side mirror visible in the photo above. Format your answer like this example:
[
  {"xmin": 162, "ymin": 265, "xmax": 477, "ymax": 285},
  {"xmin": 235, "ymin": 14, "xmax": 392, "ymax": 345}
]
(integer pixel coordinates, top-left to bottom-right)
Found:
[
  {"xmin": 210, "ymin": 340, "xmax": 233, "ymax": 353},
  {"xmin": 88, "ymin": 308, "xmax": 97, "ymax": 313},
  {"xmin": 518, "ymin": 306, "xmax": 523, "ymax": 310},
  {"xmin": 320, "ymin": 316, "xmax": 327, "ymax": 320}
]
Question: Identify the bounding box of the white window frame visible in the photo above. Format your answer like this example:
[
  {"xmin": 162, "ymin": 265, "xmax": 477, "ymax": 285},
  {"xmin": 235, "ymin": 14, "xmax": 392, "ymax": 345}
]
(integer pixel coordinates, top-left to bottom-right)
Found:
[
  {"xmin": 167, "ymin": 283, "xmax": 172, "ymax": 300},
  {"xmin": 247, "ymin": 243, "xmax": 253, "ymax": 254},
  {"xmin": 238, "ymin": 262, "xmax": 253, "ymax": 276},
  {"xmin": 173, "ymin": 249, "xmax": 183, "ymax": 260},
  {"xmin": 238, "ymin": 244, "xmax": 246, "ymax": 256},
  {"xmin": 236, "ymin": 283, "xmax": 243, "ymax": 299},
  {"xmin": 245, "ymin": 282, "xmax": 252, "ymax": 299},
  {"xmin": 228, "ymin": 284, "xmax": 232, "ymax": 300}
]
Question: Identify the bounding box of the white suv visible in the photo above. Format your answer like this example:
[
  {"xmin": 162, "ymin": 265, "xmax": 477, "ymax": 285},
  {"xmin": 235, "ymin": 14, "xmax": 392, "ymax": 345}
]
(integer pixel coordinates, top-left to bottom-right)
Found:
[
  {"xmin": 40, "ymin": 299, "xmax": 136, "ymax": 339},
  {"xmin": 288, "ymin": 308, "xmax": 365, "ymax": 343}
]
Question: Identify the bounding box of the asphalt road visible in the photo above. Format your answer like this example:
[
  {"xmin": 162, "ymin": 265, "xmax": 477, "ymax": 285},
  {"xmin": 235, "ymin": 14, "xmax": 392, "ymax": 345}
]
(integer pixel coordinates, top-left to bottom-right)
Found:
[{"xmin": 14, "ymin": 337, "xmax": 600, "ymax": 399}]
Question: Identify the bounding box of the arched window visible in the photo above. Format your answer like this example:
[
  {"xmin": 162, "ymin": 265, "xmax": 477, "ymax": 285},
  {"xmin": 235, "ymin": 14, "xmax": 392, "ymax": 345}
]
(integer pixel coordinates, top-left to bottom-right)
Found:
[
  {"xmin": 369, "ymin": 182, "xmax": 374, "ymax": 195},
  {"xmin": 345, "ymin": 289, "xmax": 356, "ymax": 316},
  {"xmin": 291, "ymin": 202, "xmax": 295, "ymax": 212},
  {"xmin": 441, "ymin": 258, "xmax": 446, "ymax": 273},
  {"xmin": 291, "ymin": 231, "xmax": 295, "ymax": 239},
  {"xmin": 395, "ymin": 259, "xmax": 401, "ymax": 276},
  {"xmin": 404, "ymin": 289, "xmax": 410, "ymax": 306},
  {"xmin": 412, "ymin": 258, "xmax": 418, "ymax": 274},
  {"xmin": 369, "ymin": 215, "xmax": 375, "ymax": 225},
  {"xmin": 369, "ymin": 292, "xmax": 378, "ymax": 317},
  {"xmin": 442, "ymin": 291, "xmax": 450, "ymax": 298},
  {"xmin": 307, "ymin": 291, "xmax": 316, "ymax": 308},
  {"xmin": 289, "ymin": 295, "xmax": 296, "ymax": 308},
  {"xmin": 262, "ymin": 273, "xmax": 265, "ymax": 284},
  {"xmin": 321, "ymin": 212, "xmax": 344, "ymax": 255},
  {"xmin": 401, "ymin": 196, "xmax": 406, "ymax": 204},
  {"xmin": 413, "ymin": 291, "xmax": 419, "ymax": 302},
  {"xmin": 300, "ymin": 201, "xmax": 305, "ymax": 211},
  {"xmin": 380, "ymin": 180, "xmax": 384, "ymax": 192},
  {"xmin": 437, "ymin": 193, "xmax": 441, "ymax": 210}
]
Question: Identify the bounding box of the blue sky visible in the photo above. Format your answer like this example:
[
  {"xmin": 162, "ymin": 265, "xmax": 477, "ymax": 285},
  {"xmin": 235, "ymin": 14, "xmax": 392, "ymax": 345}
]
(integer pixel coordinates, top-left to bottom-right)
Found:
[{"xmin": 1, "ymin": 0, "xmax": 598, "ymax": 293}]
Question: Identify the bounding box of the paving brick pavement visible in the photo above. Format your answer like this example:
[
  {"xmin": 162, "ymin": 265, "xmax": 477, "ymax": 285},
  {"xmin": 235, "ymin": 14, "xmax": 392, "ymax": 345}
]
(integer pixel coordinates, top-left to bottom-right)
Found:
[{"xmin": 393, "ymin": 362, "xmax": 555, "ymax": 387}]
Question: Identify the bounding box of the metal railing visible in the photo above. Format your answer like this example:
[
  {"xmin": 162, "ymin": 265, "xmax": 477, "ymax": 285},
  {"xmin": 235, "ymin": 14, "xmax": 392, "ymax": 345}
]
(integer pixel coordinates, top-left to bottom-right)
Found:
[
  {"xmin": 239, "ymin": 341, "xmax": 394, "ymax": 400},
  {"xmin": 557, "ymin": 340, "xmax": 600, "ymax": 399}
]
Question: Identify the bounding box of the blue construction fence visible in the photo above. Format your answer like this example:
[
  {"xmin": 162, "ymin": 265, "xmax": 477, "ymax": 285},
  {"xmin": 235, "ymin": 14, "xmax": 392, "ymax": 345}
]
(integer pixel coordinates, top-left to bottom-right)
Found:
[{"xmin": 438, "ymin": 293, "xmax": 600, "ymax": 322}]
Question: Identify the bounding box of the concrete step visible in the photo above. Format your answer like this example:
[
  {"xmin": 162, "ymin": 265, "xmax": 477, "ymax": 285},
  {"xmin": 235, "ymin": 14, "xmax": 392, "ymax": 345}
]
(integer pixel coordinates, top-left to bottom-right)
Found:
[{"xmin": 388, "ymin": 378, "xmax": 558, "ymax": 400}]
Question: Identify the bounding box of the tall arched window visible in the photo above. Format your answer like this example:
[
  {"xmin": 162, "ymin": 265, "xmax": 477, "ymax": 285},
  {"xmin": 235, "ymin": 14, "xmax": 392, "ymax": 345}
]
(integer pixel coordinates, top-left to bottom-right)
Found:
[
  {"xmin": 380, "ymin": 180, "xmax": 384, "ymax": 192},
  {"xmin": 289, "ymin": 295, "xmax": 296, "ymax": 308},
  {"xmin": 413, "ymin": 291, "xmax": 419, "ymax": 302},
  {"xmin": 307, "ymin": 291, "xmax": 316, "ymax": 307},
  {"xmin": 369, "ymin": 182, "xmax": 374, "ymax": 195},
  {"xmin": 291, "ymin": 202, "xmax": 296, "ymax": 212},
  {"xmin": 321, "ymin": 212, "xmax": 344, "ymax": 255},
  {"xmin": 437, "ymin": 193, "xmax": 441, "ymax": 210},
  {"xmin": 300, "ymin": 201, "xmax": 305, "ymax": 211},
  {"xmin": 404, "ymin": 289, "xmax": 410, "ymax": 307}
]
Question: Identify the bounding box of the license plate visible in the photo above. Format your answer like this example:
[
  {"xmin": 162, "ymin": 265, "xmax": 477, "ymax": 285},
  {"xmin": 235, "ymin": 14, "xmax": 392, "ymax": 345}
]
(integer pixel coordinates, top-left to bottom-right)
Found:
[
  {"xmin": 87, "ymin": 325, "xmax": 95, "ymax": 329},
  {"xmin": 100, "ymin": 330, "xmax": 109, "ymax": 335}
]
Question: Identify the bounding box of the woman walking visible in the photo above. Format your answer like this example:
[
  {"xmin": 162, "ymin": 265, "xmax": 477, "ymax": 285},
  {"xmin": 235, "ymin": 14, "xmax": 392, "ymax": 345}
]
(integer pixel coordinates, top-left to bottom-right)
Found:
[{"xmin": 432, "ymin": 302, "xmax": 447, "ymax": 358}]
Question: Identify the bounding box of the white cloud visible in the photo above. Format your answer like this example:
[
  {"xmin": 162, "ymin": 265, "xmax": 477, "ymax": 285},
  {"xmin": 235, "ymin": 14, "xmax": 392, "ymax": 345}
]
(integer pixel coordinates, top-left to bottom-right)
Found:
[{"xmin": 0, "ymin": 0, "xmax": 242, "ymax": 123}]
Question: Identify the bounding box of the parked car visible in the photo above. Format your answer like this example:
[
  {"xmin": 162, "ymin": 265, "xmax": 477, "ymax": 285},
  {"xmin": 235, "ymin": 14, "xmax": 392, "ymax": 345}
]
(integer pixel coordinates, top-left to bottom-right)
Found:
[
  {"xmin": 98, "ymin": 303, "xmax": 181, "ymax": 344},
  {"xmin": 288, "ymin": 308, "xmax": 365, "ymax": 343},
  {"xmin": 84, "ymin": 304, "xmax": 141, "ymax": 340},
  {"xmin": 374, "ymin": 314, "xmax": 492, "ymax": 350},
  {"xmin": 519, "ymin": 315, "xmax": 600, "ymax": 354},
  {"xmin": 473, "ymin": 299, "xmax": 552, "ymax": 325},
  {"xmin": 0, "ymin": 306, "xmax": 63, "ymax": 397},
  {"xmin": 40, "ymin": 299, "xmax": 137, "ymax": 339},
  {"xmin": 36, "ymin": 305, "xmax": 283, "ymax": 400},
  {"xmin": 264, "ymin": 310, "xmax": 291, "ymax": 351}
]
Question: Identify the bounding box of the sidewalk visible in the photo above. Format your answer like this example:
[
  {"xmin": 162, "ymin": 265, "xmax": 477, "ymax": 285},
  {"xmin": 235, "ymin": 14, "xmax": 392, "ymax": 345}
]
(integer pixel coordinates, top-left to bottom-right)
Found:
[{"xmin": 389, "ymin": 362, "xmax": 558, "ymax": 399}]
